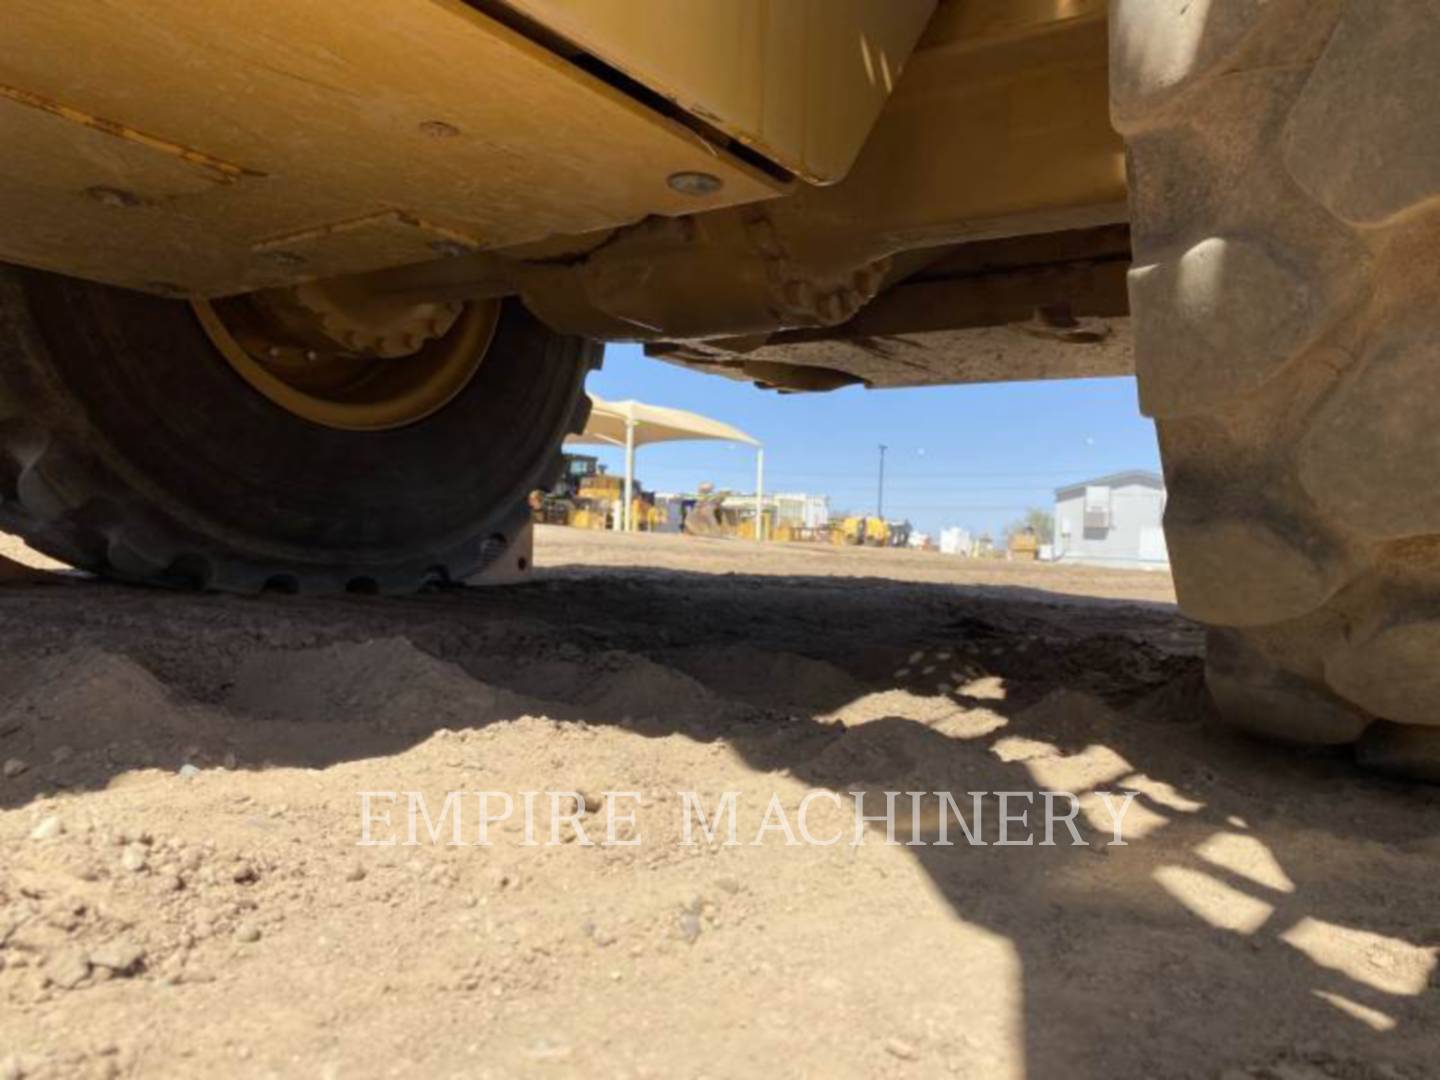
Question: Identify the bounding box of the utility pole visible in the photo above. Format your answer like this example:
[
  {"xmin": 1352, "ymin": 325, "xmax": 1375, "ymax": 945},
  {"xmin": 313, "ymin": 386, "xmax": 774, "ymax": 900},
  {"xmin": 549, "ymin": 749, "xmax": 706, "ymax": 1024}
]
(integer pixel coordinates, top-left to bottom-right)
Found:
[{"xmin": 877, "ymin": 444, "xmax": 888, "ymax": 520}]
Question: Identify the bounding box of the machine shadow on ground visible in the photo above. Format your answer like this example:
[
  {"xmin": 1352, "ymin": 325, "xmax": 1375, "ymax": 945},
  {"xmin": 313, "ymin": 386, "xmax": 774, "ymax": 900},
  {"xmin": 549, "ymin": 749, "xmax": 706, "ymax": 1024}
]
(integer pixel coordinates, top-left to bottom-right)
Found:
[{"xmin": 0, "ymin": 560, "xmax": 1436, "ymax": 1076}]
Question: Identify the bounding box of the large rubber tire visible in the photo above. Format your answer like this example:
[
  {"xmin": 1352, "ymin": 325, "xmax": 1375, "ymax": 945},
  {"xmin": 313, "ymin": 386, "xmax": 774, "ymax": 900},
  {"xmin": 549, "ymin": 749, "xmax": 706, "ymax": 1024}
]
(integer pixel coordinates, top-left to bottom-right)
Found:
[
  {"xmin": 1113, "ymin": 1, "xmax": 1440, "ymax": 780},
  {"xmin": 0, "ymin": 265, "xmax": 599, "ymax": 593}
]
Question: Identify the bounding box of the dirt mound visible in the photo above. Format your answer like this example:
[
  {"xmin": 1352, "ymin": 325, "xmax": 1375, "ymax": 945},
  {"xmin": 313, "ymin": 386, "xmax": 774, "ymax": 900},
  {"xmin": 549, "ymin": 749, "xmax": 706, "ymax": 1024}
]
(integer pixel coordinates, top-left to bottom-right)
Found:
[
  {"xmin": 1, "ymin": 529, "xmax": 1436, "ymax": 1079},
  {"xmin": 666, "ymin": 645, "xmax": 863, "ymax": 713},
  {"xmin": 578, "ymin": 652, "xmax": 733, "ymax": 725},
  {"xmin": 0, "ymin": 649, "xmax": 234, "ymax": 791},
  {"xmin": 226, "ymin": 637, "xmax": 547, "ymax": 733},
  {"xmin": 1007, "ymin": 688, "xmax": 1129, "ymax": 751}
]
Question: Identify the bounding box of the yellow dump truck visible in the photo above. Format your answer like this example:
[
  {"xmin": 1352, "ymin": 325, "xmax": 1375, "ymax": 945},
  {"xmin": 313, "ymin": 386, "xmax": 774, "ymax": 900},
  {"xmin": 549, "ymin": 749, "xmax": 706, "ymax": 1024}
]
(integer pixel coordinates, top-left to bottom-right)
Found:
[{"xmin": 0, "ymin": 2, "xmax": 1434, "ymax": 777}]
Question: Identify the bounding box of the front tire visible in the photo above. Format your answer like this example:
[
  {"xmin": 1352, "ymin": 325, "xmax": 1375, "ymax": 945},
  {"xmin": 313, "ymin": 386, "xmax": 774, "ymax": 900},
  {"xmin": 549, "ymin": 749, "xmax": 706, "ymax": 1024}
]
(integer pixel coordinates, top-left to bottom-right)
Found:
[
  {"xmin": 1113, "ymin": 1, "xmax": 1440, "ymax": 779},
  {"xmin": 0, "ymin": 266, "xmax": 597, "ymax": 593}
]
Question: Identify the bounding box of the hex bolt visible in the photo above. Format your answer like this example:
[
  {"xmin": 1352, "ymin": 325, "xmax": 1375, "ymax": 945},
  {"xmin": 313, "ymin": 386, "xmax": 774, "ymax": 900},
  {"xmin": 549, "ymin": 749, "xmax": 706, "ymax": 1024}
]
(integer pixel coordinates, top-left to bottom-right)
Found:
[
  {"xmin": 667, "ymin": 171, "xmax": 724, "ymax": 197},
  {"xmin": 85, "ymin": 185, "xmax": 144, "ymax": 208}
]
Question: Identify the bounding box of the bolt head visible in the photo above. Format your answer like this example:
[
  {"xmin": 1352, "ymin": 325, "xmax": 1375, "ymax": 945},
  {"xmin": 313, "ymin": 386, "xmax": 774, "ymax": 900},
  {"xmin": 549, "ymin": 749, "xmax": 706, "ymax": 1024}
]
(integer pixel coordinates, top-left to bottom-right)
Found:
[
  {"xmin": 85, "ymin": 185, "xmax": 143, "ymax": 208},
  {"xmin": 667, "ymin": 171, "xmax": 724, "ymax": 197}
]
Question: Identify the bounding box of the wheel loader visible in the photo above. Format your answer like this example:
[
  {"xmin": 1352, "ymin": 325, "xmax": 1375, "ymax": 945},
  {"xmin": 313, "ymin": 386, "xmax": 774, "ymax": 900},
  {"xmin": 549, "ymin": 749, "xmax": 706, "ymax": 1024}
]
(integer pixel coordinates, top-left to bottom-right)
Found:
[{"xmin": 0, "ymin": 1, "xmax": 1436, "ymax": 779}]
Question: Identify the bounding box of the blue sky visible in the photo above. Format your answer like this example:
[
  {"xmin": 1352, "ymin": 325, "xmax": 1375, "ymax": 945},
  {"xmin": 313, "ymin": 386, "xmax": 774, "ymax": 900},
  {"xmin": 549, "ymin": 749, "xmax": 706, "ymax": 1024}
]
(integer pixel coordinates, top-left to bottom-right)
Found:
[{"xmin": 583, "ymin": 343, "xmax": 1162, "ymax": 540}]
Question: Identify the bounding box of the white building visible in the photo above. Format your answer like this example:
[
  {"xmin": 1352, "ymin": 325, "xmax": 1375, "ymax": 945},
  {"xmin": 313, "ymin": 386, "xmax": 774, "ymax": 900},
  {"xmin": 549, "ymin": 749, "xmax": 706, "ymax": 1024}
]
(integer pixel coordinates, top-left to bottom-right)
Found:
[
  {"xmin": 718, "ymin": 492, "xmax": 830, "ymax": 528},
  {"xmin": 1053, "ymin": 470, "xmax": 1168, "ymax": 570},
  {"xmin": 939, "ymin": 527, "xmax": 973, "ymax": 556}
]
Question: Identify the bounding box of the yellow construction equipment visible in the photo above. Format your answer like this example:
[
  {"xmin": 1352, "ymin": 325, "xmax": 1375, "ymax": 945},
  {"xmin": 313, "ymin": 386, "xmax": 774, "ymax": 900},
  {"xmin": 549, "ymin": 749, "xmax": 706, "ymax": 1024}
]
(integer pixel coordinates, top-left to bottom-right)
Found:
[
  {"xmin": 1008, "ymin": 528, "xmax": 1040, "ymax": 561},
  {"xmin": 833, "ymin": 516, "xmax": 893, "ymax": 548}
]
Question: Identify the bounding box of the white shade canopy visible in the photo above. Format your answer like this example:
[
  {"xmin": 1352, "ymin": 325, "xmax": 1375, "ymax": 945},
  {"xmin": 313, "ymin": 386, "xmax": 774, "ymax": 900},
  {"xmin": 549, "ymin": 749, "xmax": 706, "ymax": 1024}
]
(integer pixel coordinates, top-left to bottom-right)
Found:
[
  {"xmin": 562, "ymin": 394, "xmax": 765, "ymax": 539},
  {"xmin": 566, "ymin": 395, "xmax": 760, "ymax": 449}
]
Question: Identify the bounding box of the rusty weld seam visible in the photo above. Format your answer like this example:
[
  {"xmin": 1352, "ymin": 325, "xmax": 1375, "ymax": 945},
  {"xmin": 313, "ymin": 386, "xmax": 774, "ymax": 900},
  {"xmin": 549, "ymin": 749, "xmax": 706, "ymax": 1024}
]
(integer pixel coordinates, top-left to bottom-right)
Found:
[{"xmin": 0, "ymin": 82, "xmax": 264, "ymax": 184}]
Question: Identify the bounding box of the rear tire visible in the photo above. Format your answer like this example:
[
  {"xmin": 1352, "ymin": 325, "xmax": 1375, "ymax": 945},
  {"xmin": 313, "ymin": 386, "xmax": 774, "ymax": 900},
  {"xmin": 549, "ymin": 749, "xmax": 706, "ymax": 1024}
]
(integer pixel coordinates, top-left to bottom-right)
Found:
[
  {"xmin": 0, "ymin": 266, "xmax": 598, "ymax": 593},
  {"xmin": 1112, "ymin": 0, "xmax": 1440, "ymax": 780}
]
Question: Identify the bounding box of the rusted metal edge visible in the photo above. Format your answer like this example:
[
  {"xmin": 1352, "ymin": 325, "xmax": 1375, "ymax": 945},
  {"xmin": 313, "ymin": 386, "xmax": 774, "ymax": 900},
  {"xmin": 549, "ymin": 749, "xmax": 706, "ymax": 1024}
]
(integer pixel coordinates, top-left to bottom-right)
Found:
[{"xmin": 0, "ymin": 81, "xmax": 263, "ymax": 184}]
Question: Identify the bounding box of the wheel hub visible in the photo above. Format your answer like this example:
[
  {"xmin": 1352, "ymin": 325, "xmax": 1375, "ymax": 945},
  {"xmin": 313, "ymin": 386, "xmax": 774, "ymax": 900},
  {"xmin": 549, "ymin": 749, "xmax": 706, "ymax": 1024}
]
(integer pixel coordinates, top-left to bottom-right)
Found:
[{"xmin": 193, "ymin": 286, "xmax": 500, "ymax": 431}]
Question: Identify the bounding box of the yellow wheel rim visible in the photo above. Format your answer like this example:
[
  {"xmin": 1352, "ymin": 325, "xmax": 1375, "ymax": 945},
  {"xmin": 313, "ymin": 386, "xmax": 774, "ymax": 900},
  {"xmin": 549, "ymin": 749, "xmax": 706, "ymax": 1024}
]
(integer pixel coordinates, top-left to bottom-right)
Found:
[{"xmin": 193, "ymin": 297, "xmax": 500, "ymax": 431}]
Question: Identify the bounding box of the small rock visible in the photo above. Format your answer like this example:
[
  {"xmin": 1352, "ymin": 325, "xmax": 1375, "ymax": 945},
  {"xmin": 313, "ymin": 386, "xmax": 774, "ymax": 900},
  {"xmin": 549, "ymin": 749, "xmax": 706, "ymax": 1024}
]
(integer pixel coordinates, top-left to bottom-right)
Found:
[
  {"xmin": 120, "ymin": 844, "xmax": 149, "ymax": 873},
  {"xmin": 231, "ymin": 861, "xmax": 258, "ymax": 885},
  {"xmin": 2, "ymin": 758, "xmax": 28, "ymax": 779},
  {"xmin": 45, "ymin": 948, "xmax": 91, "ymax": 990},
  {"xmin": 676, "ymin": 913, "xmax": 702, "ymax": 945},
  {"xmin": 89, "ymin": 940, "xmax": 145, "ymax": 976},
  {"xmin": 50, "ymin": 746, "xmax": 74, "ymax": 765},
  {"xmin": 28, "ymin": 815, "xmax": 64, "ymax": 842},
  {"xmin": 526, "ymin": 1040, "xmax": 572, "ymax": 1062},
  {"xmin": 582, "ymin": 921, "xmax": 617, "ymax": 947},
  {"xmin": 234, "ymin": 922, "xmax": 261, "ymax": 944},
  {"xmin": 343, "ymin": 864, "xmax": 366, "ymax": 883},
  {"xmin": 714, "ymin": 876, "xmax": 741, "ymax": 895},
  {"xmin": 177, "ymin": 763, "xmax": 201, "ymax": 779},
  {"xmin": 884, "ymin": 1037, "xmax": 919, "ymax": 1062}
]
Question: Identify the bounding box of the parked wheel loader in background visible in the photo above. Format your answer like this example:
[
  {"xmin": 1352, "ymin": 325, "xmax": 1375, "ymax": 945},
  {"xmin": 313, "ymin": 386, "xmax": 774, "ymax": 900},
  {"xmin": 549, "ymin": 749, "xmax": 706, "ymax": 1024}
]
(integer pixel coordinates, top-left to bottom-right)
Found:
[{"xmin": 1, "ymin": 1, "xmax": 1436, "ymax": 780}]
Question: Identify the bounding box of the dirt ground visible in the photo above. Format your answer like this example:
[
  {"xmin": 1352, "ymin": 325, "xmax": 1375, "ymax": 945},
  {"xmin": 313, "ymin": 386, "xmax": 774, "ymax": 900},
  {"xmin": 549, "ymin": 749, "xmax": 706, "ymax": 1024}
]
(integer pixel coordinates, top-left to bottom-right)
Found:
[{"xmin": 0, "ymin": 526, "xmax": 1436, "ymax": 1080}]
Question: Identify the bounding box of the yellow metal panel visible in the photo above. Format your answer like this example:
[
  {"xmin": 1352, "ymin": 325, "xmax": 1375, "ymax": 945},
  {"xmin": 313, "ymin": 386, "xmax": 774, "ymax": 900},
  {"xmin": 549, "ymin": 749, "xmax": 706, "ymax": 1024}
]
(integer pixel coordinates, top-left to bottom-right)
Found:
[
  {"xmin": 499, "ymin": 0, "xmax": 938, "ymax": 183},
  {"xmin": 0, "ymin": 0, "xmax": 782, "ymax": 295}
]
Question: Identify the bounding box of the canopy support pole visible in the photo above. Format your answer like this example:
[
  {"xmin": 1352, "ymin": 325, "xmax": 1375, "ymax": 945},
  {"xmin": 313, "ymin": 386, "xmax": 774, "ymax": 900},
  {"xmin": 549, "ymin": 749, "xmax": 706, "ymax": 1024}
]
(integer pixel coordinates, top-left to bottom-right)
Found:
[
  {"xmin": 755, "ymin": 448, "xmax": 765, "ymax": 542},
  {"xmin": 623, "ymin": 418, "xmax": 636, "ymax": 533}
]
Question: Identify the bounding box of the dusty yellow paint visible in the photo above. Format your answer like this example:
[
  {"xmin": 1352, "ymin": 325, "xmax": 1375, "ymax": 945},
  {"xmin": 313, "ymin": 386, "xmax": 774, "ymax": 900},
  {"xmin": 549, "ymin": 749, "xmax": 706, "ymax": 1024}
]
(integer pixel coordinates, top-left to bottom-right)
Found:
[
  {"xmin": 0, "ymin": 0, "xmax": 781, "ymax": 295},
  {"xmin": 249, "ymin": 211, "xmax": 486, "ymax": 278},
  {"xmin": 0, "ymin": 82, "xmax": 261, "ymax": 185},
  {"xmin": 500, "ymin": 0, "xmax": 937, "ymax": 183},
  {"xmin": 922, "ymin": 0, "xmax": 1107, "ymax": 47}
]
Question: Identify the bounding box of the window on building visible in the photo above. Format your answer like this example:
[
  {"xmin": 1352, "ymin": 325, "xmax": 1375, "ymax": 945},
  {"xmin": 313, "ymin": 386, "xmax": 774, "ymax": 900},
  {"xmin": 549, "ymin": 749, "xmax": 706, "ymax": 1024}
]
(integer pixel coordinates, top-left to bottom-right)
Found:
[{"xmin": 1083, "ymin": 485, "xmax": 1113, "ymax": 531}]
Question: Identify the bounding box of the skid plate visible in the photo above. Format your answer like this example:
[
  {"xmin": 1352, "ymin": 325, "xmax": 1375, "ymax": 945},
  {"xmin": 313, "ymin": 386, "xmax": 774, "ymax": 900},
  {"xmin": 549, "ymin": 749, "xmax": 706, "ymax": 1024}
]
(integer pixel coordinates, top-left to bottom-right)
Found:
[{"xmin": 0, "ymin": 0, "xmax": 783, "ymax": 296}]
